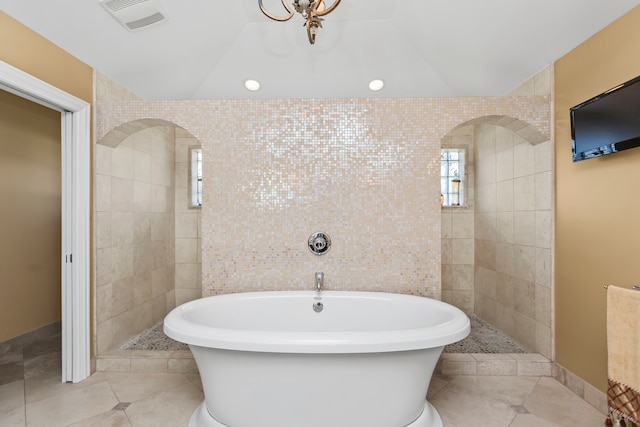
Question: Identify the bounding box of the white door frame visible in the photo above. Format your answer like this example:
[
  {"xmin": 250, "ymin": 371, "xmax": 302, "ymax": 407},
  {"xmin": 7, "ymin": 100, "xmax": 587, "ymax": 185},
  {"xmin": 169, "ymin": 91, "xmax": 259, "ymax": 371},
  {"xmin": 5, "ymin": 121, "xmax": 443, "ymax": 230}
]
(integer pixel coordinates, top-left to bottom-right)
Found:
[{"xmin": 0, "ymin": 60, "xmax": 91, "ymax": 383}]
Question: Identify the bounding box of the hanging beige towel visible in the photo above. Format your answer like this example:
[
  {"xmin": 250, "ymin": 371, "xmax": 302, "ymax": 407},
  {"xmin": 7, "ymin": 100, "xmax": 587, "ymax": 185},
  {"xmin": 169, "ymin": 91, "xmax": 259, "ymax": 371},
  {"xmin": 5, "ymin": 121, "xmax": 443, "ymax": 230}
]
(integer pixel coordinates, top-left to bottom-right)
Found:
[{"xmin": 607, "ymin": 285, "xmax": 640, "ymax": 427}]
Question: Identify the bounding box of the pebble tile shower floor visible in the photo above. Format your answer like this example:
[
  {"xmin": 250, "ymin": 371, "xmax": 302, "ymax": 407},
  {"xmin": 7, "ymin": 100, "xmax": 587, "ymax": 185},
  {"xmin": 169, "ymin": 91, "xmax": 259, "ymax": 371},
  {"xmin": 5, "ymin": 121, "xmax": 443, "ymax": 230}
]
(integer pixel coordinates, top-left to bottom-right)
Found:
[
  {"xmin": 121, "ymin": 324, "xmax": 187, "ymax": 352},
  {"xmin": 121, "ymin": 315, "xmax": 527, "ymax": 354},
  {"xmin": 444, "ymin": 316, "xmax": 526, "ymax": 354}
]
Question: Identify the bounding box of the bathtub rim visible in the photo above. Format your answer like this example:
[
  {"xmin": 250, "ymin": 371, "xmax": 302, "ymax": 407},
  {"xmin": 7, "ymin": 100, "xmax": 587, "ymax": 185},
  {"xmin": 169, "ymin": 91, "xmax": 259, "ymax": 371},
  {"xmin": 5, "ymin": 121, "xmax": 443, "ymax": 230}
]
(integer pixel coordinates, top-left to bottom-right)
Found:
[{"xmin": 164, "ymin": 290, "xmax": 470, "ymax": 354}]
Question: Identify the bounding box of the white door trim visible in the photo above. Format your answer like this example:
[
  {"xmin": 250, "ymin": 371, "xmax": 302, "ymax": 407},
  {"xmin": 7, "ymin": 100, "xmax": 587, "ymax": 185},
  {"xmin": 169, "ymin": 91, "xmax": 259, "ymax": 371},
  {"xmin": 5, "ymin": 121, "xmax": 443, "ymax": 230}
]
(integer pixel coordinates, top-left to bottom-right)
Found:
[{"xmin": 0, "ymin": 60, "xmax": 91, "ymax": 383}]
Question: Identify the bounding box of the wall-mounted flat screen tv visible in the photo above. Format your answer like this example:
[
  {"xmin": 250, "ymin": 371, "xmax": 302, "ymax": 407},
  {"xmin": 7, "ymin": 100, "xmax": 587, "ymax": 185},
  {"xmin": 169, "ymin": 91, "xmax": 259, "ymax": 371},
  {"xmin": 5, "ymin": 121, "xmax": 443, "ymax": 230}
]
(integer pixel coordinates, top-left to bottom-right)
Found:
[{"xmin": 571, "ymin": 75, "xmax": 640, "ymax": 162}]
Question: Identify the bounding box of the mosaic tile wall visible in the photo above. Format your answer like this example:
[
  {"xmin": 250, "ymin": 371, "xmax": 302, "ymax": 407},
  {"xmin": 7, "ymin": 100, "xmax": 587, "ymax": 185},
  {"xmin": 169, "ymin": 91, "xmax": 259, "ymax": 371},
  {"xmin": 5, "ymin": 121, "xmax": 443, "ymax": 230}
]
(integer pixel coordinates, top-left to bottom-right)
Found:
[{"xmin": 96, "ymin": 96, "xmax": 549, "ymax": 299}]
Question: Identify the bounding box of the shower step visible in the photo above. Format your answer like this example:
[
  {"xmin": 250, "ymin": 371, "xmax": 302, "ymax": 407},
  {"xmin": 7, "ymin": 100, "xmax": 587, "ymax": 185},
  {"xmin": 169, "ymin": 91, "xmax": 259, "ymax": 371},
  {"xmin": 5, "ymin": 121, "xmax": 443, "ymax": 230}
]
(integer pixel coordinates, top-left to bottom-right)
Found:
[
  {"xmin": 436, "ymin": 353, "xmax": 551, "ymax": 377},
  {"xmin": 95, "ymin": 349, "xmax": 197, "ymax": 374},
  {"xmin": 95, "ymin": 349, "xmax": 550, "ymax": 377}
]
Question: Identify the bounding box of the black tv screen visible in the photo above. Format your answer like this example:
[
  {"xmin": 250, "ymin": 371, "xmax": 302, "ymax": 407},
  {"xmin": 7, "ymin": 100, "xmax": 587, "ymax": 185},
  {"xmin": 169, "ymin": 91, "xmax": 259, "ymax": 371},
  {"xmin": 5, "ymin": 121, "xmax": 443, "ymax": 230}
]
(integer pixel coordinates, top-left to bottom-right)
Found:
[{"xmin": 570, "ymin": 75, "xmax": 640, "ymax": 162}]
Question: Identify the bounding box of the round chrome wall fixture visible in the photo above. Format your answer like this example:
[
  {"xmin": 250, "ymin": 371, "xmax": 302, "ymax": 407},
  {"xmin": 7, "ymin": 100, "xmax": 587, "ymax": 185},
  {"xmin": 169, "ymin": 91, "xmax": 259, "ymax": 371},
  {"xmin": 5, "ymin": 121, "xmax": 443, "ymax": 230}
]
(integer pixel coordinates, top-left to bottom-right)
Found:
[{"xmin": 308, "ymin": 232, "xmax": 331, "ymax": 255}]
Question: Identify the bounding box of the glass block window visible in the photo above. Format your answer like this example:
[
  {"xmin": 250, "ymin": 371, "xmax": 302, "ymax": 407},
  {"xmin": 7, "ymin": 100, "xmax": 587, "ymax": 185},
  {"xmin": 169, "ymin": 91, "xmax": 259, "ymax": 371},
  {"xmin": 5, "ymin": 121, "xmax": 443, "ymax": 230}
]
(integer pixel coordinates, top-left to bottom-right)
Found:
[
  {"xmin": 441, "ymin": 148, "xmax": 465, "ymax": 206},
  {"xmin": 190, "ymin": 148, "xmax": 202, "ymax": 208}
]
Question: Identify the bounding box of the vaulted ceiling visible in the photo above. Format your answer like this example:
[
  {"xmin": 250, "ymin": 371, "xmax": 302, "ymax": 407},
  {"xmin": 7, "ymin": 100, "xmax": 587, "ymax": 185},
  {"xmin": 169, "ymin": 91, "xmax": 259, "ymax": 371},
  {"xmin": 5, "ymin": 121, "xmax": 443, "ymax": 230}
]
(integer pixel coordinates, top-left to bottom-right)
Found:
[{"xmin": 2, "ymin": 0, "xmax": 638, "ymax": 99}]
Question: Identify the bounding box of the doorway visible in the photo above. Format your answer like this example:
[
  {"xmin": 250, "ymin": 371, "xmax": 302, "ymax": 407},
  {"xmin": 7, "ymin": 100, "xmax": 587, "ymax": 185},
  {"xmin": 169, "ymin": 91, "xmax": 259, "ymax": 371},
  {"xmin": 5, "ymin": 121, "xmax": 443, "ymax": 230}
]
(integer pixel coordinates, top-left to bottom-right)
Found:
[{"xmin": 0, "ymin": 60, "xmax": 91, "ymax": 383}]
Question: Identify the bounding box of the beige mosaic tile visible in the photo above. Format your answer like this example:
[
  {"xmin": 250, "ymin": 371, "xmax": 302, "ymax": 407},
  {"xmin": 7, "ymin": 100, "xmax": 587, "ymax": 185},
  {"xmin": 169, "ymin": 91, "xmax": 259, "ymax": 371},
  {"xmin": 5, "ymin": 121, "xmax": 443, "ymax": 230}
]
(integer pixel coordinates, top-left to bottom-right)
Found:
[{"xmin": 97, "ymin": 96, "xmax": 549, "ymax": 300}]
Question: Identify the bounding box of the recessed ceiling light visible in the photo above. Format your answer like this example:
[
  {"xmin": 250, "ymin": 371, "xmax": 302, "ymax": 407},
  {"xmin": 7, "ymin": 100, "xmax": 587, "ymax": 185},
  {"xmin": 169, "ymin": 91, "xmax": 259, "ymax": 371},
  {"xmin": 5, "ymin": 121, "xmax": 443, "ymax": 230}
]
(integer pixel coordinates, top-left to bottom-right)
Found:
[
  {"xmin": 368, "ymin": 79, "xmax": 384, "ymax": 91},
  {"xmin": 244, "ymin": 79, "xmax": 261, "ymax": 91}
]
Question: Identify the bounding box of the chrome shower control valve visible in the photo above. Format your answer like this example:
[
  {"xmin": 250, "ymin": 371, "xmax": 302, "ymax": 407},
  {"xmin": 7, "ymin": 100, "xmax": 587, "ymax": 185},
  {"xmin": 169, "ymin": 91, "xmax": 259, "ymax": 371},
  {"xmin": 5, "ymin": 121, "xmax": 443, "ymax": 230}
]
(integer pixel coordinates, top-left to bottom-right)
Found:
[{"xmin": 308, "ymin": 232, "xmax": 331, "ymax": 255}]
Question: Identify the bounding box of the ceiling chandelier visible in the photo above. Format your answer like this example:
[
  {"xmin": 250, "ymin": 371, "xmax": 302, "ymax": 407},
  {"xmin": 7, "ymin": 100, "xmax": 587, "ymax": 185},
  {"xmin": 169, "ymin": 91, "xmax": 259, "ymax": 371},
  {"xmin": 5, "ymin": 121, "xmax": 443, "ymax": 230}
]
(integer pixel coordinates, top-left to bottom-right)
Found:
[{"xmin": 259, "ymin": 0, "xmax": 342, "ymax": 45}]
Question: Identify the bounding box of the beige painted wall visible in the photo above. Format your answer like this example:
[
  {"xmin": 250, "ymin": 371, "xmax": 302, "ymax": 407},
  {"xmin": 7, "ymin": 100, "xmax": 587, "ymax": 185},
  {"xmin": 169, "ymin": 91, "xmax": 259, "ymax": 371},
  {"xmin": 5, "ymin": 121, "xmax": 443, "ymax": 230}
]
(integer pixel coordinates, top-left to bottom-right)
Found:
[
  {"xmin": 0, "ymin": 11, "xmax": 93, "ymax": 343},
  {"xmin": 0, "ymin": 12, "xmax": 93, "ymax": 103},
  {"xmin": 0, "ymin": 90, "xmax": 61, "ymax": 341},
  {"xmin": 554, "ymin": 5, "xmax": 640, "ymax": 391}
]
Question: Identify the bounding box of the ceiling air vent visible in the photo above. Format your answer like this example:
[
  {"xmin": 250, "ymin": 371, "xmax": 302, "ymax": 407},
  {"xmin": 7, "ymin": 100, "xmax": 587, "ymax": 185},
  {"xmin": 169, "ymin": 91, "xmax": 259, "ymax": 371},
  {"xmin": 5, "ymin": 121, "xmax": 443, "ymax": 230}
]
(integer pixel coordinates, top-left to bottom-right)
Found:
[{"xmin": 99, "ymin": 0, "xmax": 168, "ymax": 32}]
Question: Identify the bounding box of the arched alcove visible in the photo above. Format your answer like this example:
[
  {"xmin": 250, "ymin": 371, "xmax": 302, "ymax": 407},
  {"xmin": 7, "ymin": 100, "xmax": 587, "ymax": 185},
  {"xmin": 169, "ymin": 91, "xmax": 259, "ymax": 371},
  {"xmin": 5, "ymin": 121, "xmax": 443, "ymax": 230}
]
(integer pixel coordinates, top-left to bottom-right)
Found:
[
  {"xmin": 98, "ymin": 118, "xmax": 198, "ymax": 148},
  {"xmin": 95, "ymin": 119, "xmax": 202, "ymax": 354},
  {"xmin": 440, "ymin": 115, "xmax": 553, "ymax": 358}
]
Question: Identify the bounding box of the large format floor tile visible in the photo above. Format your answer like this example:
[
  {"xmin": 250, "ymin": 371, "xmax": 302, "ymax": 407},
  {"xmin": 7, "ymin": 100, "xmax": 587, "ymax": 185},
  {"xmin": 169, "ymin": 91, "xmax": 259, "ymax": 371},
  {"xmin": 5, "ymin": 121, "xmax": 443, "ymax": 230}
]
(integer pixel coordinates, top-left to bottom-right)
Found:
[
  {"xmin": 0, "ymin": 334, "xmax": 608, "ymax": 427},
  {"xmin": 1, "ymin": 371, "xmax": 607, "ymax": 427},
  {"xmin": 26, "ymin": 380, "xmax": 119, "ymax": 427},
  {"xmin": 0, "ymin": 381, "xmax": 26, "ymax": 427},
  {"xmin": 68, "ymin": 410, "xmax": 133, "ymax": 427},
  {"xmin": 105, "ymin": 372, "xmax": 192, "ymax": 403},
  {"xmin": 430, "ymin": 376, "xmax": 536, "ymax": 426},
  {"xmin": 124, "ymin": 381, "xmax": 203, "ymax": 427},
  {"xmin": 523, "ymin": 377, "xmax": 606, "ymax": 427},
  {"xmin": 428, "ymin": 374, "xmax": 607, "ymax": 427}
]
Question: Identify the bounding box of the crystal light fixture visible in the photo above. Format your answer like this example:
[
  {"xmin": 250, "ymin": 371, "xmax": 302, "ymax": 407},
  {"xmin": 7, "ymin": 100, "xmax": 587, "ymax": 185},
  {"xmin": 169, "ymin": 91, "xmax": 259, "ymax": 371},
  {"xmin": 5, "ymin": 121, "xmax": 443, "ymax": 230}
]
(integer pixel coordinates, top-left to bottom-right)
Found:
[{"xmin": 259, "ymin": 0, "xmax": 342, "ymax": 45}]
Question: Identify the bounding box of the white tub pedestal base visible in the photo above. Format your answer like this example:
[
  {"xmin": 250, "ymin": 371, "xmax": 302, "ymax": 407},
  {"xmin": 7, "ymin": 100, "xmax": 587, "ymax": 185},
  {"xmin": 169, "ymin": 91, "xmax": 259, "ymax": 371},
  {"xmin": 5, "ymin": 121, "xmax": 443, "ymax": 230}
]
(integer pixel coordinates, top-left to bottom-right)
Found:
[{"xmin": 188, "ymin": 400, "xmax": 443, "ymax": 427}]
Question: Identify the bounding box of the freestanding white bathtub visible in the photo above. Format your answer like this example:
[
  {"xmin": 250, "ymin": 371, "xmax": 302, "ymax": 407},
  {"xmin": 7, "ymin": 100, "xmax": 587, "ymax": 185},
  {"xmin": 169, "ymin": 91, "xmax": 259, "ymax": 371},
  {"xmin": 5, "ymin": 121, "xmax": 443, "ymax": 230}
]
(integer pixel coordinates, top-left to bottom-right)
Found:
[{"xmin": 164, "ymin": 290, "xmax": 470, "ymax": 427}]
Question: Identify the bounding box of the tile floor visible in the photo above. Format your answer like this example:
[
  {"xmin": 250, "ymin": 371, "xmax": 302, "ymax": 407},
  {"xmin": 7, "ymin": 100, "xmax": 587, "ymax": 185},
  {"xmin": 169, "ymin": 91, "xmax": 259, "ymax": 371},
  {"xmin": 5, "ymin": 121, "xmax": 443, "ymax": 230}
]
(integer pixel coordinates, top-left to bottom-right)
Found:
[
  {"xmin": 1, "ymin": 327, "xmax": 607, "ymax": 427},
  {"xmin": 2, "ymin": 354, "xmax": 607, "ymax": 426}
]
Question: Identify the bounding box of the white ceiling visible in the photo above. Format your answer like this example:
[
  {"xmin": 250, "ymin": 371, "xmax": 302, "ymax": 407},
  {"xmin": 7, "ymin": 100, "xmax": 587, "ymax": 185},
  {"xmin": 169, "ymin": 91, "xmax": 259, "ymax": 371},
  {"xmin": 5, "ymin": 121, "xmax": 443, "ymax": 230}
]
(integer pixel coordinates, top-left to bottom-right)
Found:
[{"xmin": 1, "ymin": 0, "xmax": 639, "ymax": 100}]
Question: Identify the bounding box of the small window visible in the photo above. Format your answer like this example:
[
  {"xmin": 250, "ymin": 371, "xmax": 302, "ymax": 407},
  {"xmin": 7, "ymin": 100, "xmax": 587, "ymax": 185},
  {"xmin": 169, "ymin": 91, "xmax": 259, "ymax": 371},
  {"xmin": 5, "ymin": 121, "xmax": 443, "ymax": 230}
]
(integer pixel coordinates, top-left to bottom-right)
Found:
[
  {"xmin": 441, "ymin": 148, "xmax": 465, "ymax": 207},
  {"xmin": 189, "ymin": 147, "xmax": 202, "ymax": 208}
]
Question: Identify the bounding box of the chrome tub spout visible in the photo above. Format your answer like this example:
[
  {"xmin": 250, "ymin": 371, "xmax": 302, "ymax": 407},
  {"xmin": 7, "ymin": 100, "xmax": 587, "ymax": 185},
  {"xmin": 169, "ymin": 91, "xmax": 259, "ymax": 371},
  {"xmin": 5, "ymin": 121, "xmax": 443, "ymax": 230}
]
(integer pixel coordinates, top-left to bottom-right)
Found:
[{"xmin": 315, "ymin": 271, "xmax": 324, "ymax": 292}]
